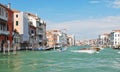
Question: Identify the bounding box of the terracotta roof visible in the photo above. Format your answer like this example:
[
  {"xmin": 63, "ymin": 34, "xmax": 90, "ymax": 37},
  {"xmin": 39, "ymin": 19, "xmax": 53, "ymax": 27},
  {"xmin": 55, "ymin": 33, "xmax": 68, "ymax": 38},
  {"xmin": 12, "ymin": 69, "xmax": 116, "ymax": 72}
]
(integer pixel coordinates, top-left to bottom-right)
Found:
[
  {"xmin": 0, "ymin": 3, "xmax": 12, "ymax": 11},
  {"xmin": 112, "ymin": 30, "xmax": 120, "ymax": 32},
  {"xmin": 103, "ymin": 33, "xmax": 109, "ymax": 35},
  {"xmin": 12, "ymin": 9, "xmax": 20, "ymax": 13},
  {"xmin": 25, "ymin": 12, "xmax": 37, "ymax": 17}
]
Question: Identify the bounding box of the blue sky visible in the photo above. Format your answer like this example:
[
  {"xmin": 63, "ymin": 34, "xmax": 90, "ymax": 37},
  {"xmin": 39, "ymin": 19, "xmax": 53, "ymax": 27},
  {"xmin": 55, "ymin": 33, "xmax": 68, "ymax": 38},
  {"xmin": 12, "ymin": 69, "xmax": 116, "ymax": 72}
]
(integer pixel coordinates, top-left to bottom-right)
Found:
[{"xmin": 1, "ymin": 0, "xmax": 120, "ymax": 40}]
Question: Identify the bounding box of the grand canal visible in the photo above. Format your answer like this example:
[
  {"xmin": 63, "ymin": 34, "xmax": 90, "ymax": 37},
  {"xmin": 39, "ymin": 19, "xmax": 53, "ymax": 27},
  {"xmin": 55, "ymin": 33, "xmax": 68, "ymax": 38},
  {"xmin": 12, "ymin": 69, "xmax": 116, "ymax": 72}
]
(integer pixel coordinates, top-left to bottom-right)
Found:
[{"xmin": 0, "ymin": 46, "xmax": 120, "ymax": 72}]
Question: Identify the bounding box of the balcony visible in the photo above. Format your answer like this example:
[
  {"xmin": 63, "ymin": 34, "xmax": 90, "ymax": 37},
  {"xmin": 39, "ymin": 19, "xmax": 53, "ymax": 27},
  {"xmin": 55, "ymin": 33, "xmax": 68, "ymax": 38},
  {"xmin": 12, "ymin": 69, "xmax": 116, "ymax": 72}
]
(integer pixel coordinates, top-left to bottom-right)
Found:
[
  {"xmin": 0, "ymin": 16, "xmax": 8, "ymax": 21},
  {"xmin": 36, "ymin": 31, "xmax": 43, "ymax": 35},
  {"xmin": 29, "ymin": 33, "xmax": 35, "ymax": 37},
  {"xmin": 39, "ymin": 40, "xmax": 42, "ymax": 42},
  {"xmin": 0, "ymin": 30, "xmax": 9, "ymax": 35}
]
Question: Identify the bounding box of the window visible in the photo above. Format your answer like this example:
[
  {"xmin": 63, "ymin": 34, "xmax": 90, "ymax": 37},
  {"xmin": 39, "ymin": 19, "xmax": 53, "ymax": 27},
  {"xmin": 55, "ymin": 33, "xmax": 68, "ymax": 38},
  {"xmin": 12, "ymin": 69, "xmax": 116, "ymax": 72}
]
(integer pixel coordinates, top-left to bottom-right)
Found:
[
  {"xmin": 16, "ymin": 21, "xmax": 18, "ymax": 26},
  {"xmin": 1, "ymin": 8, "xmax": 4, "ymax": 16},
  {"xmin": 6, "ymin": 12, "xmax": 7, "ymax": 17},
  {"xmin": 0, "ymin": 7, "xmax": 1, "ymax": 15},
  {"xmin": 16, "ymin": 14, "xmax": 18, "ymax": 18},
  {"xmin": 39, "ymin": 23, "xmax": 41, "ymax": 26},
  {"xmin": 31, "ymin": 30, "xmax": 34, "ymax": 34}
]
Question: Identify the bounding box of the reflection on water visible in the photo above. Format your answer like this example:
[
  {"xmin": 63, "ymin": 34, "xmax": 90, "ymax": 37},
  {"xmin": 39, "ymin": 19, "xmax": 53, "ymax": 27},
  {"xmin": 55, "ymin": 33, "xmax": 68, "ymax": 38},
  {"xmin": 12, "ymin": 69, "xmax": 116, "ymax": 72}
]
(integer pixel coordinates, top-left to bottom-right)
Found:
[{"xmin": 0, "ymin": 46, "xmax": 120, "ymax": 72}]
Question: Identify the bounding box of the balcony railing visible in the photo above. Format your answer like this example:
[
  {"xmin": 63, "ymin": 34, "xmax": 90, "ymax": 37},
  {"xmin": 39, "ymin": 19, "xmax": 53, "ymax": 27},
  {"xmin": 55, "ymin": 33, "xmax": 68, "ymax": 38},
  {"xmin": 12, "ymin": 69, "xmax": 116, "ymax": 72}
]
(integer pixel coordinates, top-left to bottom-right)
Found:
[
  {"xmin": 0, "ymin": 30, "xmax": 9, "ymax": 35},
  {"xmin": 36, "ymin": 31, "xmax": 43, "ymax": 35},
  {"xmin": 0, "ymin": 16, "xmax": 8, "ymax": 21},
  {"xmin": 38, "ymin": 40, "xmax": 42, "ymax": 42}
]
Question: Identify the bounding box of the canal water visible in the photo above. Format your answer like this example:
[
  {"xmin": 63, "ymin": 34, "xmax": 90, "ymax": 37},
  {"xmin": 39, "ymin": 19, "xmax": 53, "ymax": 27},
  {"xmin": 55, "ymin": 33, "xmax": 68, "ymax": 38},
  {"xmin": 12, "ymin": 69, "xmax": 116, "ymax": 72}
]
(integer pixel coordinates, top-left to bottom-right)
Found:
[{"xmin": 0, "ymin": 46, "xmax": 120, "ymax": 72}]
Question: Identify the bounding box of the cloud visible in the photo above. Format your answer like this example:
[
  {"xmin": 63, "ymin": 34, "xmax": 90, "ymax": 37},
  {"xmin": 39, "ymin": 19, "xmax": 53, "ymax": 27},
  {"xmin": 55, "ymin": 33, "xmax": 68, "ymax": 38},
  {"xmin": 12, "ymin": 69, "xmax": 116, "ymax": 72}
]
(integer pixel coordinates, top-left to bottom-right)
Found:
[
  {"xmin": 112, "ymin": 0, "xmax": 120, "ymax": 8},
  {"xmin": 106, "ymin": 0, "xmax": 120, "ymax": 8},
  {"xmin": 47, "ymin": 16, "xmax": 120, "ymax": 40},
  {"xmin": 89, "ymin": 0, "xmax": 100, "ymax": 4}
]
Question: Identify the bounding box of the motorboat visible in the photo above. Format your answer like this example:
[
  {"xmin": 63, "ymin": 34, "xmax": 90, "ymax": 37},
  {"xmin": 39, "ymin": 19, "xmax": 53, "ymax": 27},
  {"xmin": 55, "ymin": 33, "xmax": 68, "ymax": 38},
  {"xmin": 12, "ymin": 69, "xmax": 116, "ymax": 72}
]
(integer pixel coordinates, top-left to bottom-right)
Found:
[
  {"xmin": 57, "ymin": 46, "xmax": 67, "ymax": 52},
  {"xmin": 71, "ymin": 47, "xmax": 101, "ymax": 54},
  {"xmin": 33, "ymin": 47, "xmax": 45, "ymax": 51},
  {"xmin": 72, "ymin": 49, "xmax": 96, "ymax": 54}
]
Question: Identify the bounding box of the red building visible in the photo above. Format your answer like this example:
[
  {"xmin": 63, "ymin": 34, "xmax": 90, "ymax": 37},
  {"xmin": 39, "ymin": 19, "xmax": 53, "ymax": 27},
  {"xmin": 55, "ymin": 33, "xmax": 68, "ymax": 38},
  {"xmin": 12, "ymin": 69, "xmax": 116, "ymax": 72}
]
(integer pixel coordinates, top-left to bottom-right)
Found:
[
  {"xmin": 7, "ymin": 4, "xmax": 13, "ymax": 47},
  {"xmin": 0, "ymin": 3, "xmax": 13, "ymax": 49}
]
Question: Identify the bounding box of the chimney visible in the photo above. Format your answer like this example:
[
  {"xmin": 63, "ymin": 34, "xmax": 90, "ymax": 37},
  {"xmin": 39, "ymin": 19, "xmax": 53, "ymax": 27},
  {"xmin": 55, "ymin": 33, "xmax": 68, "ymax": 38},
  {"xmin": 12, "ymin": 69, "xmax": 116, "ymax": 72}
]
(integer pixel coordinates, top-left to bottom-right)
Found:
[
  {"xmin": 36, "ymin": 13, "xmax": 38, "ymax": 16},
  {"xmin": 7, "ymin": 3, "xmax": 11, "ymax": 9}
]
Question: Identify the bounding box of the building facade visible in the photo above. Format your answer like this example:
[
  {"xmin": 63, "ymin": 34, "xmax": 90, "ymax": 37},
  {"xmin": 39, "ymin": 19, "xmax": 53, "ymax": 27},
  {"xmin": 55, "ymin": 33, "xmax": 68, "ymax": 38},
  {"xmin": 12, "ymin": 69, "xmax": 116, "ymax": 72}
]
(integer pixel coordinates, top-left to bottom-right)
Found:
[
  {"xmin": 13, "ymin": 10, "xmax": 29, "ymax": 43},
  {"xmin": 0, "ymin": 4, "xmax": 8, "ymax": 43},
  {"xmin": 46, "ymin": 30, "xmax": 68, "ymax": 48},
  {"xmin": 29, "ymin": 23, "xmax": 36, "ymax": 48},
  {"xmin": 27, "ymin": 13, "xmax": 46, "ymax": 47},
  {"xmin": 67, "ymin": 34, "xmax": 75, "ymax": 46},
  {"xmin": 98, "ymin": 33, "xmax": 110, "ymax": 47},
  {"xmin": 0, "ymin": 3, "xmax": 13, "ymax": 51},
  {"xmin": 110, "ymin": 30, "xmax": 120, "ymax": 48}
]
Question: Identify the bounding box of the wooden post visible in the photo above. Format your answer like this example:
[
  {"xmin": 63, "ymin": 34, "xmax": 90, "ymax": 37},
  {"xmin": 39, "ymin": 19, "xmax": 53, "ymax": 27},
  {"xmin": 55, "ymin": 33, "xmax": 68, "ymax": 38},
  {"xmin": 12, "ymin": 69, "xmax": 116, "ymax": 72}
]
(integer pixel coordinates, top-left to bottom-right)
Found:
[
  {"xmin": 7, "ymin": 40, "xmax": 10, "ymax": 55},
  {"xmin": 13, "ymin": 43, "xmax": 16, "ymax": 55},
  {"xmin": 3, "ymin": 42, "xmax": 7, "ymax": 55}
]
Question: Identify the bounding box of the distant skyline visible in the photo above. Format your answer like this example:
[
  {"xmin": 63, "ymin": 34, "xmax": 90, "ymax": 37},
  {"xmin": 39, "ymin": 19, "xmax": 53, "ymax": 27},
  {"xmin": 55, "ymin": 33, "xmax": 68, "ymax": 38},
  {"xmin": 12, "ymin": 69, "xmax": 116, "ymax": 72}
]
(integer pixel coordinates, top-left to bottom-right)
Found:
[{"xmin": 1, "ymin": 0, "xmax": 120, "ymax": 40}]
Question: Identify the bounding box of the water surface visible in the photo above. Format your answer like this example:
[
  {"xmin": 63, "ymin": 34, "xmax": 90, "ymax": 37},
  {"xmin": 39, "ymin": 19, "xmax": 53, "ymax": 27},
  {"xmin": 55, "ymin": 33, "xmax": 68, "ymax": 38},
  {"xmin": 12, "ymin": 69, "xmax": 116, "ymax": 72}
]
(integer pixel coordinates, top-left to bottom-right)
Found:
[{"xmin": 0, "ymin": 46, "xmax": 120, "ymax": 72}]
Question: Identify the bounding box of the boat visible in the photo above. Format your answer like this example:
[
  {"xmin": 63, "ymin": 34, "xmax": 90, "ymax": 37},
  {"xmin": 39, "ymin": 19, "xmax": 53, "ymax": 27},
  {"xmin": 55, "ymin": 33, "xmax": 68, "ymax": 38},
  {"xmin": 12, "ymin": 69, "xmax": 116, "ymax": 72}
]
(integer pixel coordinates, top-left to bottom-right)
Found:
[
  {"xmin": 71, "ymin": 47, "xmax": 101, "ymax": 54},
  {"xmin": 57, "ymin": 46, "xmax": 67, "ymax": 52},
  {"xmin": 72, "ymin": 49, "xmax": 96, "ymax": 54},
  {"xmin": 33, "ymin": 47, "xmax": 45, "ymax": 51}
]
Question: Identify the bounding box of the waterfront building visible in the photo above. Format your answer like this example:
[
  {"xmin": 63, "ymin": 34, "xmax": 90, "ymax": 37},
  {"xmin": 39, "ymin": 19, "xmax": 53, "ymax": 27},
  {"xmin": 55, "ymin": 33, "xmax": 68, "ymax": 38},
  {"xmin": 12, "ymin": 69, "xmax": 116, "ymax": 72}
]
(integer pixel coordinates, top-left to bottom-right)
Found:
[
  {"xmin": 13, "ymin": 10, "xmax": 29, "ymax": 49},
  {"xmin": 27, "ymin": 13, "xmax": 47, "ymax": 48},
  {"xmin": 82, "ymin": 40, "xmax": 89, "ymax": 45},
  {"xmin": 67, "ymin": 34, "xmax": 75, "ymax": 46},
  {"xmin": 46, "ymin": 30, "xmax": 68, "ymax": 48},
  {"xmin": 12, "ymin": 29, "xmax": 20, "ymax": 49},
  {"xmin": 76, "ymin": 40, "xmax": 82, "ymax": 46},
  {"xmin": 110, "ymin": 30, "xmax": 120, "ymax": 48},
  {"xmin": 60, "ymin": 31, "xmax": 68, "ymax": 47},
  {"xmin": 13, "ymin": 10, "xmax": 47, "ymax": 49},
  {"xmin": 88, "ymin": 39, "xmax": 98, "ymax": 46},
  {"xmin": 46, "ymin": 31, "xmax": 55, "ymax": 48},
  {"xmin": 37, "ymin": 20, "xmax": 47, "ymax": 47},
  {"xmin": 0, "ymin": 3, "xmax": 13, "ymax": 51},
  {"xmin": 29, "ymin": 21, "xmax": 36, "ymax": 48},
  {"xmin": 98, "ymin": 33, "xmax": 110, "ymax": 47}
]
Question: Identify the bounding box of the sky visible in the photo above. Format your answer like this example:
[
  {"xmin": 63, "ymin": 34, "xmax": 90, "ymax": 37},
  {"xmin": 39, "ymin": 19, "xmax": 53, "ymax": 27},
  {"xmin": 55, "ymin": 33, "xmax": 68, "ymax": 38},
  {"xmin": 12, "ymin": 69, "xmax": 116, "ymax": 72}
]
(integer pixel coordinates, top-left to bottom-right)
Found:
[{"xmin": 1, "ymin": 0, "xmax": 120, "ymax": 40}]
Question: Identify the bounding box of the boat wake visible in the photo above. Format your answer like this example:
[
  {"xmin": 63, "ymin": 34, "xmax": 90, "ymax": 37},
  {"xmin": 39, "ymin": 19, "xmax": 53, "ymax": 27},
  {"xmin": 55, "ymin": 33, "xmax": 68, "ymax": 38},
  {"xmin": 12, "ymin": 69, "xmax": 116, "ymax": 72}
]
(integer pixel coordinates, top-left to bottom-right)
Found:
[
  {"xmin": 71, "ymin": 50, "xmax": 97, "ymax": 54},
  {"xmin": 117, "ymin": 51, "xmax": 120, "ymax": 54},
  {"xmin": 57, "ymin": 47, "xmax": 67, "ymax": 52}
]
